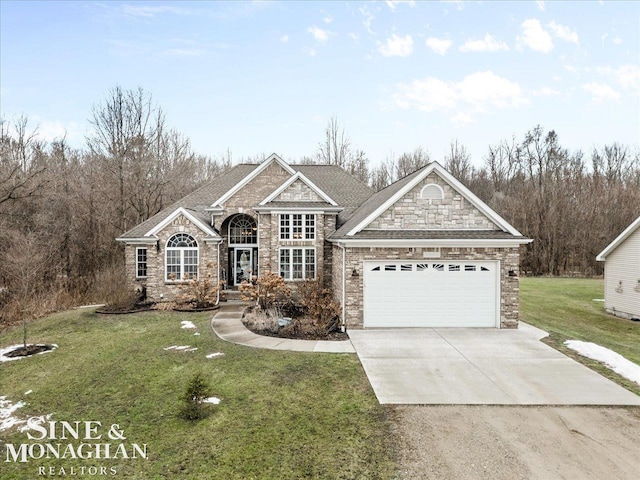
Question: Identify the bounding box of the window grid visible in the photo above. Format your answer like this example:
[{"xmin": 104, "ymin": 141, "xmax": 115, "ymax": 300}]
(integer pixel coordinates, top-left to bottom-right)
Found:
[
  {"xmin": 136, "ymin": 248, "xmax": 147, "ymax": 278},
  {"xmin": 279, "ymin": 247, "xmax": 316, "ymax": 281},
  {"xmin": 166, "ymin": 233, "xmax": 198, "ymax": 281},
  {"xmin": 279, "ymin": 214, "xmax": 315, "ymax": 240}
]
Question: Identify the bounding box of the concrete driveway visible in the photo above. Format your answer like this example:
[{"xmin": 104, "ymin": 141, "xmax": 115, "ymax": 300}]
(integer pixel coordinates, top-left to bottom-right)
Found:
[{"xmin": 348, "ymin": 323, "xmax": 640, "ymax": 405}]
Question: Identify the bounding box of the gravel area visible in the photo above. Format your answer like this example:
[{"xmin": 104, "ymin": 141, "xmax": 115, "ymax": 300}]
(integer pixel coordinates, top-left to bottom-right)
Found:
[{"xmin": 388, "ymin": 405, "xmax": 640, "ymax": 480}]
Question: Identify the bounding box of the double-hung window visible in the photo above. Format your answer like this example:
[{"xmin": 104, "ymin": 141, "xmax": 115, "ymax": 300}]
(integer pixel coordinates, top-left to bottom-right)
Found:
[
  {"xmin": 166, "ymin": 233, "xmax": 198, "ymax": 281},
  {"xmin": 136, "ymin": 247, "xmax": 147, "ymax": 278},
  {"xmin": 280, "ymin": 214, "xmax": 315, "ymax": 240},
  {"xmin": 279, "ymin": 247, "xmax": 315, "ymax": 280}
]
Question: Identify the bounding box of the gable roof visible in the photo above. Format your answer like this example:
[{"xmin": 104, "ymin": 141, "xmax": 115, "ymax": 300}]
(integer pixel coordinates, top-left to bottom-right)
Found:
[
  {"xmin": 211, "ymin": 153, "xmax": 295, "ymax": 207},
  {"xmin": 331, "ymin": 162, "xmax": 527, "ymax": 241},
  {"xmin": 144, "ymin": 207, "xmax": 221, "ymax": 239},
  {"xmin": 259, "ymin": 171, "xmax": 338, "ymax": 206},
  {"xmin": 596, "ymin": 215, "xmax": 640, "ymax": 261},
  {"xmin": 117, "ymin": 158, "xmax": 375, "ymax": 240}
]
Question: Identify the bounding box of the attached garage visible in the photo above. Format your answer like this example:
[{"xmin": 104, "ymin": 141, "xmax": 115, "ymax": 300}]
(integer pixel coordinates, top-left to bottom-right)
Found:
[{"xmin": 363, "ymin": 260, "xmax": 500, "ymax": 328}]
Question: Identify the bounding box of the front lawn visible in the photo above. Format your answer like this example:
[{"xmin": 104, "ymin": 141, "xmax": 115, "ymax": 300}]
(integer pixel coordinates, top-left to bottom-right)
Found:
[
  {"xmin": 1, "ymin": 309, "xmax": 395, "ymax": 479},
  {"xmin": 520, "ymin": 277, "xmax": 640, "ymax": 396}
]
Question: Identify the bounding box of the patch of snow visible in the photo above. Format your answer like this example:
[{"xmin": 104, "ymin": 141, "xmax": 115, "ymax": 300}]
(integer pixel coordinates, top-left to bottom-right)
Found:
[
  {"xmin": 203, "ymin": 397, "xmax": 221, "ymax": 405},
  {"xmin": 193, "ymin": 332, "xmax": 200, "ymax": 336},
  {"xmin": 565, "ymin": 340, "xmax": 640, "ymax": 385},
  {"xmin": 206, "ymin": 352, "xmax": 225, "ymax": 359},
  {"xmin": 0, "ymin": 344, "xmax": 58, "ymax": 362},
  {"xmin": 24, "ymin": 390, "xmax": 32, "ymax": 395},
  {"xmin": 0, "ymin": 396, "xmax": 50, "ymax": 433},
  {"xmin": 592, "ymin": 299, "xmax": 605, "ymax": 302},
  {"xmin": 76, "ymin": 304, "xmax": 106, "ymax": 309},
  {"xmin": 181, "ymin": 321, "xmax": 197, "ymax": 329},
  {"xmin": 164, "ymin": 345, "xmax": 197, "ymax": 352}
]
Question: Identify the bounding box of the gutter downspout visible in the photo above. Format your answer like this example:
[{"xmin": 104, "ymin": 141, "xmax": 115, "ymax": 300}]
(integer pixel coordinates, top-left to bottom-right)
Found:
[
  {"xmin": 215, "ymin": 241, "xmax": 221, "ymax": 306},
  {"xmin": 340, "ymin": 242, "xmax": 346, "ymax": 333}
]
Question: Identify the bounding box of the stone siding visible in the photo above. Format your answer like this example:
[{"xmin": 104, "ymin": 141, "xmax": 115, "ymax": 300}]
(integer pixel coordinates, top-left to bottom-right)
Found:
[
  {"xmin": 125, "ymin": 213, "xmax": 219, "ymax": 302},
  {"xmin": 367, "ymin": 172, "xmax": 498, "ymax": 230},
  {"xmin": 277, "ymin": 179, "xmax": 322, "ymax": 202},
  {"xmin": 342, "ymin": 246, "xmax": 520, "ymax": 329}
]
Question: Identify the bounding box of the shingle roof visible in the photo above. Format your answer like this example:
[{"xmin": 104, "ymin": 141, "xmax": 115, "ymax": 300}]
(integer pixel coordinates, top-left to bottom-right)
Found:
[
  {"xmin": 119, "ymin": 164, "xmax": 257, "ymax": 238},
  {"xmin": 118, "ymin": 162, "xmax": 375, "ymax": 239},
  {"xmin": 331, "ymin": 166, "xmax": 427, "ymax": 239}
]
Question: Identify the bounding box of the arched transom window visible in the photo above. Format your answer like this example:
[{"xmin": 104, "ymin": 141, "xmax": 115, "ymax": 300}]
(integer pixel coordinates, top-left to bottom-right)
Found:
[
  {"xmin": 228, "ymin": 215, "xmax": 257, "ymax": 245},
  {"xmin": 420, "ymin": 183, "xmax": 444, "ymax": 200},
  {"xmin": 166, "ymin": 233, "xmax": 198, "ymax": 281}
]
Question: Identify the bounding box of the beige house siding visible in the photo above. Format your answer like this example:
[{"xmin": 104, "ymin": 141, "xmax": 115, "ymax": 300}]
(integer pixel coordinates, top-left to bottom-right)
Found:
[
  {"xmin": 342, "ymin": 246, "xmax": 520, "ymax": 329},
  {"xmin": 366, "ymin": 172, "xmax": 499, "ymax": 231},
  {"xmin": 604, "ymin": 227, "xmax": 640, "ymax": 318}
]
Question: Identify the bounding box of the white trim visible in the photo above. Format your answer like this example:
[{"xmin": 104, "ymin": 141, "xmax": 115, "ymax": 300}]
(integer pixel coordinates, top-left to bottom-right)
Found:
[
  {"xmin": 596, "ymin": 215, "xmax": 640, "ymax": 261},
  {"xmin": 144, "ymin": 207, "xmax": 220, "ymax": 238},
  {"xmin": 258, "ymin": 171, "xmax": 338, "ymax": 206},
  {"xmin": 328, "ymin": 238, "xmax": 532, "ymax": 248},
  {"xmin": 116, "ymin": 237, "xmax": 158, "ymax": 245},
  {"xmin": 211, "ymin": 153, "xmax": 296, "ymax": 207},
  {"xmin": 254, "ymin": 207, "xmax": 342, "ymax": 214},
  {"xmin": 420, "ymin": 183, "xmax": 444, "ymax": 200},
  {"xmin": 346, "ymin": 162, "xmax": 524, "ymax": 237},
  {"xmin": 135, "ymin": 247, "xmax": 148, "ymax": 279}
]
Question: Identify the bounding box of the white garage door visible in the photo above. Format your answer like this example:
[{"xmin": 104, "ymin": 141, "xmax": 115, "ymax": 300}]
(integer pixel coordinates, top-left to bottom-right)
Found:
[{"xmin": 363, "ymin": 260, "xmax": 499, "ymax": 328}]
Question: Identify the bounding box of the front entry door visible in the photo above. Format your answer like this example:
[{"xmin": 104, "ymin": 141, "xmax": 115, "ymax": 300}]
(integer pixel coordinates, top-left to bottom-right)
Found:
[{"xmin": 233, "ymin": 248, "xmax": 253, "ymax": 286}]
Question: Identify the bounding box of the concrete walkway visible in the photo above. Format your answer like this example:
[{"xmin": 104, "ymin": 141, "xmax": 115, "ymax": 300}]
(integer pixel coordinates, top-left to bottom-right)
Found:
[{"xmin": 210, "ymin": 304, "xmax": 355, "ymax": 353}]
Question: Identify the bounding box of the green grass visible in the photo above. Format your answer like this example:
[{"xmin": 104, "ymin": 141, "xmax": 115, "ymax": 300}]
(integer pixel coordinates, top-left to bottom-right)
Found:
[
  {"xmin": 1, "ymin": 309, "xmax": 395, "ymax": 479},
  {"xmin": 520, "ymin": 277, "xmax": 640, "ymax": 396}
]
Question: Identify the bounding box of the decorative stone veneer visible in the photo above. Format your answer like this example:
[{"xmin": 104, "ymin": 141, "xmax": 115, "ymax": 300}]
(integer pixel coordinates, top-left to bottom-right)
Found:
[
  {"xmin": 340, "ymin": 246, "xmax": 520, "ymax": 329},
  {"xmin": 367, "ymin": 172, "xmax": 499, "ymax": 230},
  {"xmin": 277, "ymin": 179, "xmax": 321, "ymax": 202},
  {"xmin": 125, "ymin": 214, "xmax": 219, "ymax": 302}
]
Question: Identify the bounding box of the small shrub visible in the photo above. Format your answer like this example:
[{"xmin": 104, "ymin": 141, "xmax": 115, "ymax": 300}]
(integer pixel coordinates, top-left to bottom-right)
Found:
[
  {"xmin": 180, "ymin": 372, "xmax": 213, "ymax": 421},
  {"xmin": 239, "ymin": 272, "xmax": 291, "ymax": 310},
  {"xmin": 176, "ymin": 264, "xmax": 221, "ymax": 308},
  {"xmin": 296, "ymin": 280, "xmax": 341, "ymax": 334}
]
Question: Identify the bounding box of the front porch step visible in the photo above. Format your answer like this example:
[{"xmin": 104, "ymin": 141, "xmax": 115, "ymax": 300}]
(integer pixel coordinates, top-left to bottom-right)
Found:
[{"xmin": 221, "ymin": 290, "xmax": 251, "ymax": 303}]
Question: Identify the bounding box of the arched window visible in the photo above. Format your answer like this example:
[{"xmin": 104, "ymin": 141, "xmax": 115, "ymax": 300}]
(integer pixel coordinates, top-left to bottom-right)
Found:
[
  {"xmin": 420, "ymin": 183, "xmax": 444, "ymax": 200},
  {"xmin": 166, "ymin": 233, "xmax": 198, "ymax": 281},
  {"xmin": 228, "ymin": 215, "xmax": 257, "ymax": 245}
]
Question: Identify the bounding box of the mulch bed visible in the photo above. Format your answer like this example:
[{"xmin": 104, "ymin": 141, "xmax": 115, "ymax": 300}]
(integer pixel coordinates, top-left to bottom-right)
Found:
[
  {"xmin": 250, "ymin": 328, "xmax": 349, "ymax": 341},
  {"xmin": 4, "ymin": 344, "xmax": 55, "ymax": 358},
  {"xmin": 95, "ymin": 302, "xmax": 155, "ymax": 314}
]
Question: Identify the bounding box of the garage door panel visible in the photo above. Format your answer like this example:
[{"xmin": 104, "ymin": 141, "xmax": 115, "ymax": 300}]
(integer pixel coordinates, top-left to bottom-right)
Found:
[{"xmin": 363, "ymin": 260, "xmax": 498, "ymax": 328}]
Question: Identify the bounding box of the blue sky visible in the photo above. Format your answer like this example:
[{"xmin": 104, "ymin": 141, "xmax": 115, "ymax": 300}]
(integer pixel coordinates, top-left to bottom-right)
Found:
[{"xmin": 1, "ymin": 0, "xmax": 638, "ymax": 167}]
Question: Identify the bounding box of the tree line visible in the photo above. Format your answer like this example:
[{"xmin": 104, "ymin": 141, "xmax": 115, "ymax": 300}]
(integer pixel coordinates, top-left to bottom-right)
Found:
[{"xmin": 1, "ymin": 87, "xmax": 638, "ymax": 324}]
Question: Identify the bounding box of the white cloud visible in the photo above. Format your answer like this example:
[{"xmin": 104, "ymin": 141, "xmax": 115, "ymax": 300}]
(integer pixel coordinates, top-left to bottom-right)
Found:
[
  {"xmin": 305, "ymin": 47, "xmax": 317, "ymax": 57},
  {"xmin": 323, "ymin": 16, "xmax": 333, "ymax": 24},
  {"xmin": 451, "ymin": 112, "xmax": 475, "ymax": 127},
  {"xmin": 359, "ymin": 5, "xmax": 375, "ymax": 35},
  {"xmin": 386, "ymin": 0, "xmax": 416, "ymax": 11},
  {"xmin": 122, "ymin": 5, "xmax": 190, "ymax": 17},
  {"xmin": 582, "ymin": 82, "xmax": 620, "ymax": 102},
  {"xmin": 613, "ymin": 36, "xmax": 623, "ymax": 45},
  {"xmin": 164, "ymin": 48, "xmax": 204, "ymax": 56},
  {"xmin": 615, "ymin": 64, "xmax": 640, "ymax": 90},
  {"xmin": 536, "ymin": 1, "xmax": 545, "ymax": 11},
  {"xmin": 280, "ymin": 34, "xmax": 289, "ymax": 43},
  {"xmin": 517, "ymin": 19, "xmax": 553, "ymax": 53},
  {"xmin": 534, "ymin": 87, "xmax": 560, "ymax": 96},
  {"xmin": 393, "ymin": 71, "xmax": 528, "ymax": 116},
  {"xmin": 563, "ymin": 64, "xmax": 578, "ymax": 73},
  {"xmin": 459, "ymin": 33, "xmax": 509, "ymax": 53},
  {"xmin": 547, "ymin": 21, "xmax": 579, "ymax": 45},
  {"xmin": 425, "ymin": 37, "xmax": 452, "ymax": 55},
  {"xmin": 378, "ymin": 34, "xmax": 414, "ymax": 57},
  {"xmin": 308, "ymin": 25, "xmax": 330, "ymax": 44},
  {"xmin": 441, "ymin": 0, "xmax": 464, "ymax": 11}
]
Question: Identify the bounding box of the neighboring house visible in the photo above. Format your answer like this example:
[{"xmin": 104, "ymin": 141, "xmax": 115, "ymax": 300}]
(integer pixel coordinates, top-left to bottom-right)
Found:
[
  {"xmin": 596, "ymin": 216, "xmax": 640, "ymax": 320},
  {"xmin": 117, "ymin": 154, "xmax": 531, "ymax": 329}
]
